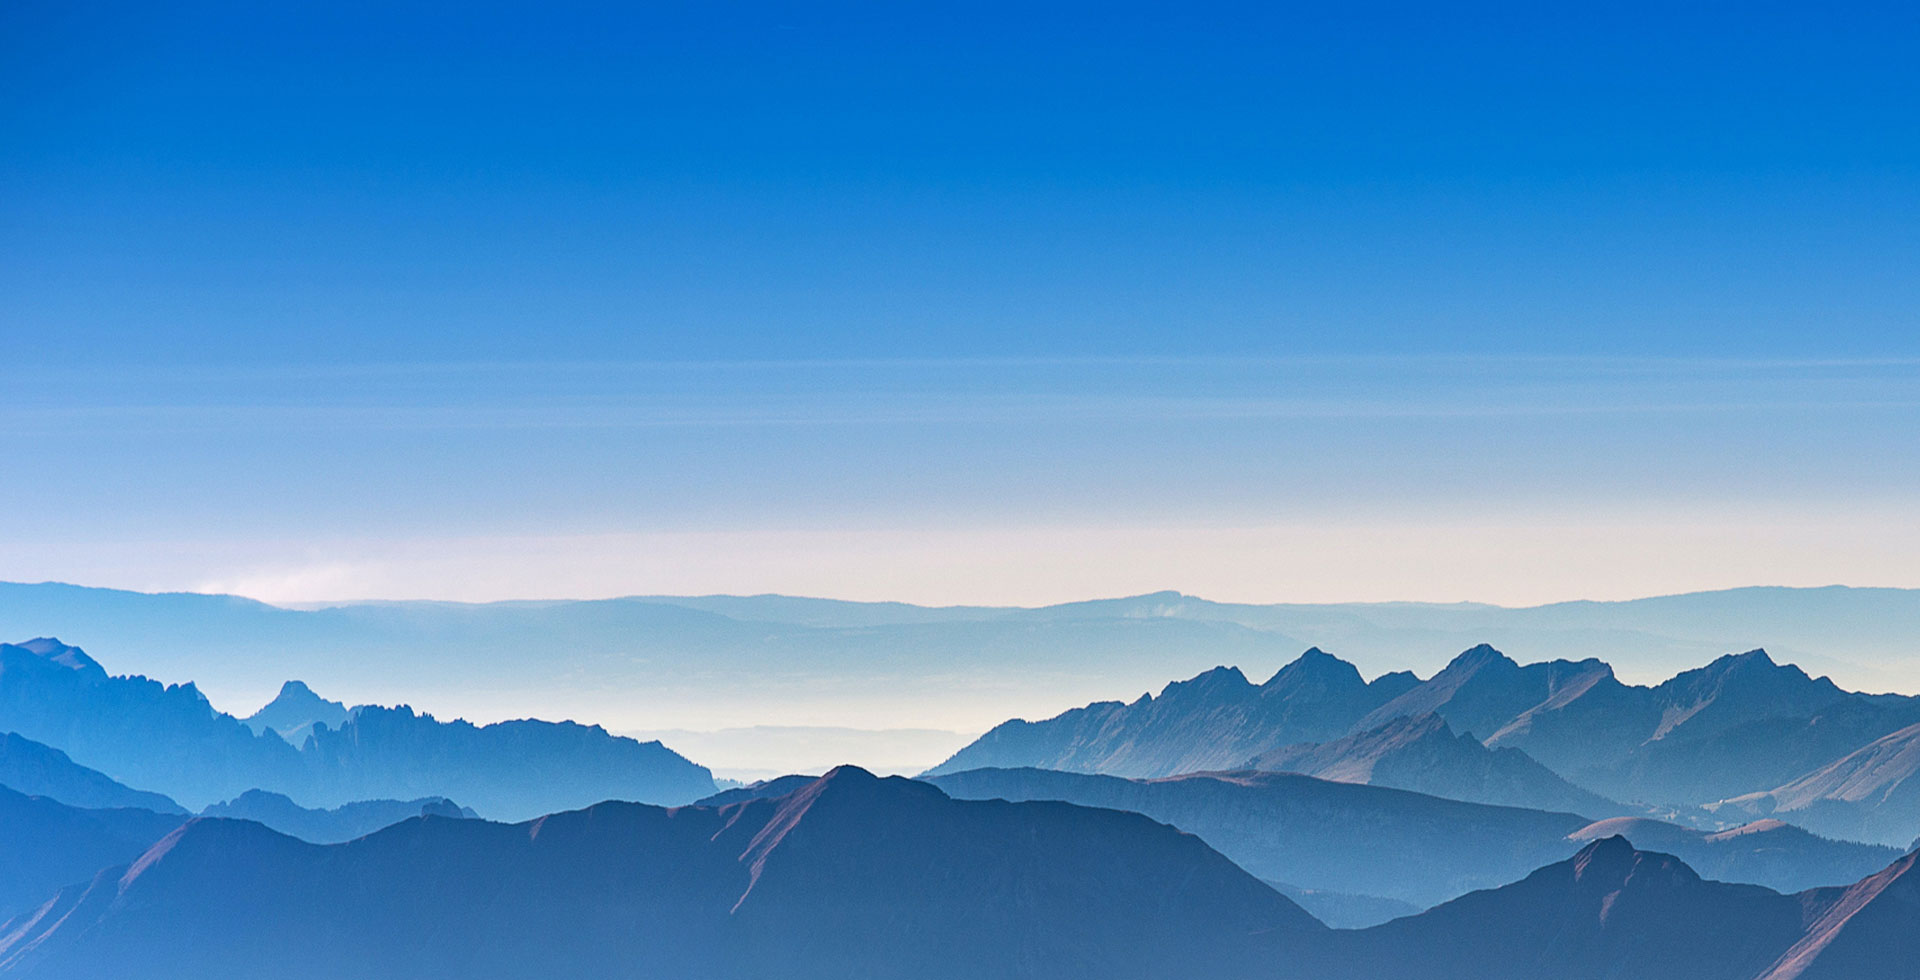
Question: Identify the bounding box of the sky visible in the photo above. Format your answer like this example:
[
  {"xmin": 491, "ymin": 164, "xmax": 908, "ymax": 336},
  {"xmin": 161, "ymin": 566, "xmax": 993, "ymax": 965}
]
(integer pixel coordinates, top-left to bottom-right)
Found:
[{"xmin": 3, "ymin": 0, "xmax": 1918, "ymax": 606}]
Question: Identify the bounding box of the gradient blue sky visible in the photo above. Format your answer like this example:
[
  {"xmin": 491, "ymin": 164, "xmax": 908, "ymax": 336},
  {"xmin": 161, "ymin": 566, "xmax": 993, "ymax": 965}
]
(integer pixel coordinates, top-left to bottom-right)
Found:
[{"xmin": 3, "ymin": 1, "xmax": 1917, "ymax": 604}]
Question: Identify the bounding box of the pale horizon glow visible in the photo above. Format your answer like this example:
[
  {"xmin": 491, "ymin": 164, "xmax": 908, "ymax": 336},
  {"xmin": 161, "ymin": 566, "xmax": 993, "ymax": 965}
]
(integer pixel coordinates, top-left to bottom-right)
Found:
[
  {"xmin": 15, "ymin": 505, "xmax": 1911, "ymax": 610},
  {"xmin": 4, "ymin": 355, "xmax": 1918, "ymax": 611}
]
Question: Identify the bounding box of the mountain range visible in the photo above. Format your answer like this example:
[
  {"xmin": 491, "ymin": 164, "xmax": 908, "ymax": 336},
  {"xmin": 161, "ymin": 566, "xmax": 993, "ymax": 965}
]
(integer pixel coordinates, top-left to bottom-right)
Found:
[
  {"xmin": 926, "ymin": 649, "xmax": 1416, "ymax": 777},
  {"xmin": 935, "ymin": 644, "xmax": 1920, "ymax": 829},
  {"xmin": 1, "ymin": 767, "xmax": 1914, "ymax": 979},
  {"xmin": 0, "ymin": 639, "xmax": 714, "ymax": 818},
  {"xmin": 0, "ymin": 723, "xmax": 479, "ymax": 845},
  {"xmin": 8, "ymin": 581, "xmax": 1920, "ymax": 749}
]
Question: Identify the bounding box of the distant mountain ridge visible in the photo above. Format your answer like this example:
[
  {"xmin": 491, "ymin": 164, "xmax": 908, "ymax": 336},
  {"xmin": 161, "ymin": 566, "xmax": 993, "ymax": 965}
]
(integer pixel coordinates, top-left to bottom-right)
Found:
[
  {"xmin": 0, "ymin": 639, "xmax": 715, "ymax": 818},
  {"xmin": 934, "ymin": 644, "xmax": 1920, "ymax": 815},
  {"xmin": 926, "ymin": 648, "xmax": 1415, "ymax": 777},
  {"xmin": 7, "ymin": 581, "xmax": 1920, "ymax": 755},
  {"xmin": 199, "ymin": 790, "xmax": 477, "ymax": 844}
]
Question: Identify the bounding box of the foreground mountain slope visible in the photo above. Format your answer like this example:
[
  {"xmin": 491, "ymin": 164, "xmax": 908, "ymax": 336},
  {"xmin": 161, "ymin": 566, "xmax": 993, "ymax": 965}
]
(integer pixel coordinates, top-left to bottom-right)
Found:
[
  {"xmin": 0, "ymin": 767, "xmax": 1321, "ymax": 980},
  {"xmin": 1327, "ymin": 837, "xmax": 1920, "ymax": 980},
  {"xmin": 1756, "ymin": 850, "xmax": 1920, "ymax": 980},
  {"xmin": 1313, "ymin": 837, "xmax": 1814, "ymax": 980},
  {"xmin": 0, "ymin": 732, "xmax": 183, "ymax": 814},
  {"xmin": 0, "ymin": 786, "xmax": 181, "ymax": 919},
  {"xmin": 1246, "ymin": 712, "xmax": 1626, "ymax": 816},
  {"xmin": 925, "ymin": 648, "xmax": 1416, "ymax": 777},
  {"xmin": 924, "ymin": 766, "xmax": 1898, "ymax": 907},
  {"xmin": 0, "ymin": 640, "xmax": 714, "ymax": 816}
]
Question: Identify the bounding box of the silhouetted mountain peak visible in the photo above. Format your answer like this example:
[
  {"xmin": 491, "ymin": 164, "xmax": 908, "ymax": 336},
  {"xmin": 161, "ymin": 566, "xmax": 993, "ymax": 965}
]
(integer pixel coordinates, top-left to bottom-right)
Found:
[
  {"xmin": 1446, "ymin": 643, "xmax": 1517, "ymax": 674},
  {"xmin": 1567, "ymin": 835, "xmax": 1701, "ymax": 891},
  {"xmin": 816, "ymin": 763, "xmax": 881, "ymax": 786},
  {"xmin": 1264, "ymin": 648, "xmax": 1365, "ymax": 692},
  {"xmin": 1673, "ymin": 648, "xmax": 1805, "ymax": 689},
  {"xmin": 739, "ymin": 766, "xmax": 935, "ymax": 832},
  {"xmin": 1650, "ymin": 648, "xmax": 1846, "ymax": 742},
  {"xmin": 1369, "ymin": 669, "xmax": 1421, "ymax": 693},
  {"xmin": 245, "ymin": 679, "xmax": 350, "ymax": 741},
  {"xmin": 1152, "ymin": 665, "xmax": 1256, "ymax": 704},
  {"xmin": 1571, "ymin": 834, "xmax": 1634, "ymax": 875},
  {"xmin": 10, "ymin": 638, "xmax": 103, "ymax": 675}
]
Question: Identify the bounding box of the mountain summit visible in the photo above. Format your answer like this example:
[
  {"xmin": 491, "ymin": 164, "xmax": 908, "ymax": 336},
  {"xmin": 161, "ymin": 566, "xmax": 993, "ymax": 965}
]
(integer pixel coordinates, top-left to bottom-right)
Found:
[
  {"xmin": 925, "ymin": 647, "xmax": 1415, "ymax": 777},
  {"xmin": 243, "ymin": 680, "xmax": 349, "ymax": 743}
]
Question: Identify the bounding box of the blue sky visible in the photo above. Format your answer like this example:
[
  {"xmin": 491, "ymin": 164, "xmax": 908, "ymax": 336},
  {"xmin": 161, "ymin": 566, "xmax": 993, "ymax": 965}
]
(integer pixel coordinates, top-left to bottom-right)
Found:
[{"xmin": 2, "ymin": 1, "xmax": 1917, "ymax": 604}]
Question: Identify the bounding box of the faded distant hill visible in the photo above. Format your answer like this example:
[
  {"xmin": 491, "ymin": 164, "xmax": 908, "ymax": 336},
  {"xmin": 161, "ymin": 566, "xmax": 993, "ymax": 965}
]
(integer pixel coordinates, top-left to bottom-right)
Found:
[
  {"xmin": 199, "ymin": 790, "xmax": 476, "ymax": 844},
  {"xmin": 2, "ymin": 583, "xmax": 1919, "ymax": 739}
]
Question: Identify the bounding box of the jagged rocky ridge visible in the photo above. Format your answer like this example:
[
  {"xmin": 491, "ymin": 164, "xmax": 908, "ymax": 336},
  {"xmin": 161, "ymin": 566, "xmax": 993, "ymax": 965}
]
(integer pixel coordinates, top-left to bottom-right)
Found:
[
  {"xmin": 0, "ymin": 639, "xmax": 715, "ymax": 818},
  {"xmin": 932, "ymin": 644, "xmax": 1920, "ymax": 819},
  {"xmin": 926, "ymin": 648, "xmax": 1417, "ymax": 777}
]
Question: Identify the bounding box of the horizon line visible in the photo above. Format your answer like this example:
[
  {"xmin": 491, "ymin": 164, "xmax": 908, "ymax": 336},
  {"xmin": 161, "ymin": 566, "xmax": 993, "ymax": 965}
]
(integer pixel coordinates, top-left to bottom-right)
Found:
[{"xmin": 2, "ymin": 578, "xmax": 1899, "ymax": 614}]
